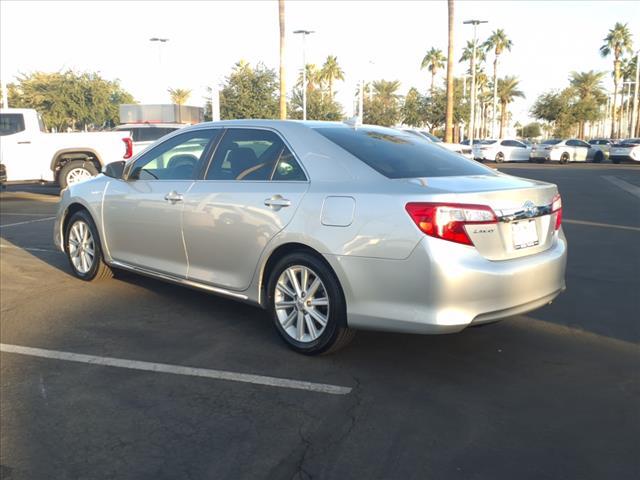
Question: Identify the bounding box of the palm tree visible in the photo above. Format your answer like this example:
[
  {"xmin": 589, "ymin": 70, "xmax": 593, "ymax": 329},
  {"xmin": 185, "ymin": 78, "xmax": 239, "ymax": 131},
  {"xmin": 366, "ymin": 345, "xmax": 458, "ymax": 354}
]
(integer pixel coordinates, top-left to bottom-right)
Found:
[
  {"xmin": 319, "ymin": 55, "xmax": 345, "ymax": 101},
  {"xmin": 372, "ymin": 80, "xmax": 401, "ymax": 104},
  {"xmin": 420, "ymin": 47, "xmax": 446, "ymax": 95},
  {"xmin": 483, "ymin": 29, "xmax": 513, "ymax": 137},
  {"xmin": 168, "ymin": 88, "xmax": 191, "ymax": 105},
  {"xmin": 297, "ymin": 64, "xmax": 322, "ymax": 91},
  {"xmin": 497, "ymin": 76, "xmax": 524, "ymax": 137},
  {"xmin": 600, "ymin": 22, "xmax": 633, "ymax": 138},
  {"xmin": 444, "ymin": 0, "xmax": 455, "ymax": 143},
  {"xmin": 278, "ymin": 0, "xmax": 286, "ymax": 119},
  {"xmin": 569, "ymin": 70, "xmax": 606, "ymax": 138}
]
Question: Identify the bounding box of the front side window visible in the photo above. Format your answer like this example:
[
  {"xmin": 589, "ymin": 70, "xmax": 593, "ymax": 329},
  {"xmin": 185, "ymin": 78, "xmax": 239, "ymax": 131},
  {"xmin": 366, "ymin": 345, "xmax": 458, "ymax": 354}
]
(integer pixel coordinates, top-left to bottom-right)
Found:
[
  {"xmin": 314, "ymin": 126, "xmax": 494, "ymax": 179},
  {"xmin": 0, "ymin": 114, "xmax": 26, "ymax": 136},
  {"xmin": 206, "ymin": 128, "xmax": 304, "ymax": 181},
  {"xmin": 129, "ymin": 129, "xmax": 217, "ymax": 180},
  {"xmin": 501, "ymin": 140, "xmax": 523, "ymax": 147}
]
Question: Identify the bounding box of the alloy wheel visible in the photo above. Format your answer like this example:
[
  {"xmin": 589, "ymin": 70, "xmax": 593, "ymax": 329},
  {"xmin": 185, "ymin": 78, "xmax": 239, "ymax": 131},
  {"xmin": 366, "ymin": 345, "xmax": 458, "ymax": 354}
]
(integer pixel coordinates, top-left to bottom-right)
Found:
[
  {"xmin": 68, "ymin": 220, "xmax": 95, "ymax": 274},
  {"xmin": 274, "ymin": 265, "xmax": 330, "ymax": 343},
  {"xmin": 66, "ymin": 167, "xmax": 92, "ymax": 185}
]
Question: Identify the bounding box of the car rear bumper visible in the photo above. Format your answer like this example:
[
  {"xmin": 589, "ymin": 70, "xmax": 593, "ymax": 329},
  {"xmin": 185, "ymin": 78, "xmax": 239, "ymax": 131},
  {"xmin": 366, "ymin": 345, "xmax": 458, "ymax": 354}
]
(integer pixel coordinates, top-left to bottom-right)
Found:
[
  {"xmin": 610, "ymin": 155, "xmax": 639, "ymax": 162},
  {"xmin": 328, "ymin": 230, "xmax": 567, "ymax": 334}
]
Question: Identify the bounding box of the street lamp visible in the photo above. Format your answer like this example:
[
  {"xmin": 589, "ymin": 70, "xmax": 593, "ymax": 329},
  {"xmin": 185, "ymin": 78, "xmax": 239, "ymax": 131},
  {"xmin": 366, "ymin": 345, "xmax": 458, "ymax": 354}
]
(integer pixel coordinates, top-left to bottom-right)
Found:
[
  {"xmin": 622, "ymin": 81, "xmax": 636, "ymax": 137},
  {"xmin": 150, "ymin": 38, "xmax": 169, "ymax": 102},
  {"xmin": 293, "ymin": 29, "xmax": 314, "ymax": 120},
  {"xmin": 463, "ymin": 19, "xmax": 487, "ymax": 145},
  {"xmin": 631, "ymin": 50, "xmax": 639, "ymax": 137}
]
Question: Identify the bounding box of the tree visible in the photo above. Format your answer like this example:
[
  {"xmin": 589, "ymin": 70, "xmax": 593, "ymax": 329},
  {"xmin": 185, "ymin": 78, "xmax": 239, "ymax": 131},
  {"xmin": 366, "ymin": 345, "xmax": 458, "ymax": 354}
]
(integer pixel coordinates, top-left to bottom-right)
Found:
[
  {"xmin": 600, "ymin": 22, "xmax": 633, "ymax": 138},
  {"xmin": 278, "ymin": 0, "xmax": 287, "ymax": 119},
  {"xmin": 444, "ymin": 0, "xmax": 455, "ymax": 142},
  {"xmin": 569, "ymin": 70, "xmax": 606, "ymax": 138},
  {"xmin": 520, "ymin": 122, "xmax": 542, "ymax": 138},
  {"xmin": 530, "ymin": 89, "xmax": 575, "ymax": 138},
  {"xmin": 168, "ymin": 88, "xmax": 191, "ymax": 105},
  {"xmin": 497, "ymin": 76, "xmax": 524, "ymax": 137},
  {"xmin": 483, "ymin": 29, "xmax": 513, "ymax": 137},
  {"xmin": 219, "ymin": 61, "xmax": 279, "ymax": 119},
  {"xmin": 420, "ymin": 47, "xmax": 446, "ymax": 95},
  {"xmin": 289, "ymin": 86, "xmax": 343, "ymax": 121},
  {"xmin": 319, "ymin": 55, "xmax": 345, "ymax": 101},
  {"xmin": 402, "ymin": 87, "xmax": 425, "ymax": 127},
  {"xmin": 363, "ymin": 80, "xmax": 401, "ymax": 126},
  {"xmin": 8, "ymin": 70, "xmax": 134, "ymax": 131},
  {"xmin": 296, "ymin": 64, "xmax": 322, "ymax": 91},
  {"xmin": 459, "ymin": 40, "xmax": 487, "ymax": 74}
]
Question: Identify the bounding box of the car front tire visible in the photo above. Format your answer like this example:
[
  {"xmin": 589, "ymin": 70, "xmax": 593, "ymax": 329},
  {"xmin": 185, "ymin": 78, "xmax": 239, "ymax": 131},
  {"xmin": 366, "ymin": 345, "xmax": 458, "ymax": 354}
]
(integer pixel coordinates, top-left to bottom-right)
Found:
[
  {"xmin": 267, "ymin": 252, "xmax": 355, "ymax": 355},
  {"xmin": 64, "ymin": 210, "xmax": 113, "ymax": 281},
  {"xmin": 560, "ymin": 153, "xmax": 570, "ymax": 164}
]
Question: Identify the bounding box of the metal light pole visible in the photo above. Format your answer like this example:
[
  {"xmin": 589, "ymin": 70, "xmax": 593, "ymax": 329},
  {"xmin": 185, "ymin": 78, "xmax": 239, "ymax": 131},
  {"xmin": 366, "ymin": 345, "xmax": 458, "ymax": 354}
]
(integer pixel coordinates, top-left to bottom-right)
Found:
[
  {"xmin": 150, "ymin": 37, "xmax": 169, "ymax": 101},
  {"xmin": 293, "ymin": 29, "xmax": 314, "ymax": 120},
  {"xmin": 632, "ymin": 51, "xmax": 640, "ymax": 137},
  {"xmin": 622, "ymin": 81, "xmax": 634, "ymax": 137},
  {"xmin": 1, "ymin": 77, "xmax": 8, "ymax": 109},
  {"xmin": 463, "ymin": 19, "xmax": 487, "ymax": 145}
]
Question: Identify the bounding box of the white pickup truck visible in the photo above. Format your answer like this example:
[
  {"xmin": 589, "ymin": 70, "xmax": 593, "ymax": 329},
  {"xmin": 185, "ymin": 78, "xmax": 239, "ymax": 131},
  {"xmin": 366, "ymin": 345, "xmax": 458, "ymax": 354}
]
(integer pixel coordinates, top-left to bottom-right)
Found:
[{"xmin": 0, "ymin": 108, "xmax": 132, "ymax": 188}]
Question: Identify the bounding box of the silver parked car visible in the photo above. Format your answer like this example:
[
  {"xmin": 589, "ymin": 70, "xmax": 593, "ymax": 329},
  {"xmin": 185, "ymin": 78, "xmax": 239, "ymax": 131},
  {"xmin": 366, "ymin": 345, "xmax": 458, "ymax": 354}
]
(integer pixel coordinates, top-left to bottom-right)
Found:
[
  {"xmin": 54, "ymin": 121, "xmax": 567, "ymax": 354},
  {"xmin": 472, "ymin": 138, "xmax": 532, "ymax": 162},
  {"xmin": 530, "ymin": 138, "xmax": 600, "ymax": 164}
]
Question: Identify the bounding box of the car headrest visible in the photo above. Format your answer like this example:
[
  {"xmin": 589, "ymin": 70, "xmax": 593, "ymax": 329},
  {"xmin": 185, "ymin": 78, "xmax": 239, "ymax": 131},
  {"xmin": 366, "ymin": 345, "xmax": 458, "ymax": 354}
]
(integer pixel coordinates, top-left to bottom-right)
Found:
[{"xmin": 228, "ymin": 147, "xmax": 258, "ymax": 178}]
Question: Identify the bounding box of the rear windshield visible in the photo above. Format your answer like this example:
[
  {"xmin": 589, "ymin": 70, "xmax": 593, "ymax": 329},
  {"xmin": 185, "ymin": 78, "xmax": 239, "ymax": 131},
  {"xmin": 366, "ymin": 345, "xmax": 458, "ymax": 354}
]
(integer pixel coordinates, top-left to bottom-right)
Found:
[
  {"xmin": 117, "ymin": 126, "xmax": 179, "ymax": 142},
  {"xmin": 542, "ymin": 139, "xmax": 562, "ymax": 145},
  {"xmin": 313, "ymin": 126, "xmax": 494, "ymax": 179},
  {"xmin": 621, "ymin": 138, "xmax": 640, "ymax": 145}
]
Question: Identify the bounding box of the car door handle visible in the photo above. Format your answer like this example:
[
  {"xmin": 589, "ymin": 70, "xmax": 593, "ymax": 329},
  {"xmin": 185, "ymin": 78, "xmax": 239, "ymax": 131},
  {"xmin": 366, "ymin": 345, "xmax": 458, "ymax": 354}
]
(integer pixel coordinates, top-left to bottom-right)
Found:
[
  {"xmin": 264, "ymin": 195, "xmax": 291, "ymax": 209},
  {"xmin": 164, "ymin": 191, "xmax": 184, "ymax": 204},
  {"xmin": 17, "ymin": 141, "xmax": 31, "ymax": 145}
]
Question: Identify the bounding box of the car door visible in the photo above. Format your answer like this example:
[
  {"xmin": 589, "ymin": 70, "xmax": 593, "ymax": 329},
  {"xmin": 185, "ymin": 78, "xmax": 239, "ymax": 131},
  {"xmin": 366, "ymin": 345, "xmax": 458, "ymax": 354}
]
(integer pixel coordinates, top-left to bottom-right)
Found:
[
  {"xmin": 0, "ymin": 113, "xmax": 40, "ymax": 181},
  {"xmin": 102, "ymin": 128, "xmax": 220, "ymax": 277},
  {"xmin": 182, "ymin": 127, "xmax": 309, "ymax": 291},
  {"xmin": 566, "ymin": 139, "xmax": 588, "ymax": 161}
]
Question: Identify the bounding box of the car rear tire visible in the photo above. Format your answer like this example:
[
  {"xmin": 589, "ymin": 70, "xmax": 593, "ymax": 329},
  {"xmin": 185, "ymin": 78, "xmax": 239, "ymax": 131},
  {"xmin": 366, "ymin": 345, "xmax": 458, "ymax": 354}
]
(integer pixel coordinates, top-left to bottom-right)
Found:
[
  {"xmin": 495, "ymin": 152, "xmax": 505, "ymax": 163},
  {"xmin": 59, "ymin": 160, "xmax": 98, "ymax": 189},
  {"xmin": 64, "ymin": 210, "xmax": 113, "ymax": 281},
  {"xmin": 560, "ymin": 153, "xmax": 570, "ymax": 164},
  {"xmin": 267, "ymin": 252, "xmax": 355, "ymax": 355}
]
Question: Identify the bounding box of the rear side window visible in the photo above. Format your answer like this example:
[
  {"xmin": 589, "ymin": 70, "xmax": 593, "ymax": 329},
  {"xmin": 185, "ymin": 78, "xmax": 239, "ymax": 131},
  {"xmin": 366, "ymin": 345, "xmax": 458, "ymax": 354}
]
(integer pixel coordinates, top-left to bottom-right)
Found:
[
  {"xmin": 0, "ymin": 114, "xmax": 25, "ymax": 136},
  {"xmin": 207, "ymin": 128, "xmax": 305, "ymax": 181},
  {"xmin": 314, "ymin": 126, "xmax": 493, "ymax": 178},
  {"xmin": 136, "ymin": 127, "xmax": 178, "ymax": 142},
  {"xmin": 501, "ymin": 140, "xmax": 524, "ymax": 147}
]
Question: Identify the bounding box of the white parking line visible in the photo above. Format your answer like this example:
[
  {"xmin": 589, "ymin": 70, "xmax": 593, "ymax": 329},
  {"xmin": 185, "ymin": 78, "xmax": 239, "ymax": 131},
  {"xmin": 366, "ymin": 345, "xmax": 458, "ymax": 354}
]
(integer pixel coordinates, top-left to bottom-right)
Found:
[
  {"xmin": 0, "ymin": 216, "xmax": 56, "ymax": 228},
  {"xmin": 563, "ymin": 219, "xmax": 640, "ymax": 232},
  {"xmin": 0, "ymin": 343, "xmax": 352, "ymax": 395},
  {"xmin": 601, "ymin": 176, "xmax": 640, "ymax": 199},
  {"xmin": 0, "ymin": 244, "xmax": 58, "ymax": 253},
  {"xmin": 0, "ymin": 212, "xmax": 57, "ymax": 217}
]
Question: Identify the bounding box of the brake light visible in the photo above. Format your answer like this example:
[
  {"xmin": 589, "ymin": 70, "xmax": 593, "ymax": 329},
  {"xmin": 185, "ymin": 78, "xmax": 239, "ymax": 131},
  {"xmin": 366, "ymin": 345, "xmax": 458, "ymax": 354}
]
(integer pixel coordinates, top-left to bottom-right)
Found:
[
  {"xmin": 122, "ymin": 137, "xmax": 133, "ymax": 159},
  {"xmin": 405, "ymin": 202, "xmax": 497, "ymax": 246},
  {"xmin": 552, "ymin": 194, "xmax": 562, "ymax": 230}
]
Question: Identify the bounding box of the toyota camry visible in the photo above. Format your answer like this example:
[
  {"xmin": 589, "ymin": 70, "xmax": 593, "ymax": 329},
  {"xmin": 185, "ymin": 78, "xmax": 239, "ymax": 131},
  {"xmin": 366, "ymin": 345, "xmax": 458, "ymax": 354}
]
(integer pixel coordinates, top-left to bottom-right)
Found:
[{"xmin": 54, "ymin": 120, "xmax": 567, "ymax": 354}]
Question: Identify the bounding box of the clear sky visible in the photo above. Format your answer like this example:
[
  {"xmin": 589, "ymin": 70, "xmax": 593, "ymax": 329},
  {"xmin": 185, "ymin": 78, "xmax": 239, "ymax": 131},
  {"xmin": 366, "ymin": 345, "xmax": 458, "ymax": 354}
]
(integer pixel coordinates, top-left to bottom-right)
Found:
[{"xmin": 1, "ymin": 0, "xmax": 638, "ymax": 124}]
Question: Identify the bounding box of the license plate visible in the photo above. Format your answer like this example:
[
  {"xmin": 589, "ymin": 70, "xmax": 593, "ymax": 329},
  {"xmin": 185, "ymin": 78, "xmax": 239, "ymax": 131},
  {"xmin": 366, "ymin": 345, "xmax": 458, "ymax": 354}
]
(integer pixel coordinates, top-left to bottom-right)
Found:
[{"xmin": 512, "ymin": 220, "xmax": 539, "ymax": 249}]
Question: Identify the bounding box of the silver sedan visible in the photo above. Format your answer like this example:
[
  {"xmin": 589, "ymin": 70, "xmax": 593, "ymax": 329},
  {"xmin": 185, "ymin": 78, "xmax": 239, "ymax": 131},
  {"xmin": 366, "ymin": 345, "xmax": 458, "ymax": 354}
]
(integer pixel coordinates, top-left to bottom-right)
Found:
[{"xmin": 54, "ymin": 121, "xmax": 567, "ymax": 354}]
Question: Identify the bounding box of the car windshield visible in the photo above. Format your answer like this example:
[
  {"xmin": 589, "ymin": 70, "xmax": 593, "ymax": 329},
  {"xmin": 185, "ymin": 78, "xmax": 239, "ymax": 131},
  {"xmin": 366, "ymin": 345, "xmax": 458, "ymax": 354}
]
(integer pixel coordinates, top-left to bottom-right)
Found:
[
  {"xmin": 621, "ymin": 138, "xmax": 640, "ymax": 145},
  {"xmin": 313, "ymin": 126, "xmax": 494, "ymax": 179},
  {"xmin": 542, "ymin": 139, "xmax": 562, "ymax": 145}
]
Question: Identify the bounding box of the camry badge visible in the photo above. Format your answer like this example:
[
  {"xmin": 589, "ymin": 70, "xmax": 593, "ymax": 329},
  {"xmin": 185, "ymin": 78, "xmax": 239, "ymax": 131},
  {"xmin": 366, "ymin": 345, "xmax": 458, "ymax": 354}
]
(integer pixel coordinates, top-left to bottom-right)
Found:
[{"xmin": 522, "ymin": 200, "xmax": 538, "ymax": 218}]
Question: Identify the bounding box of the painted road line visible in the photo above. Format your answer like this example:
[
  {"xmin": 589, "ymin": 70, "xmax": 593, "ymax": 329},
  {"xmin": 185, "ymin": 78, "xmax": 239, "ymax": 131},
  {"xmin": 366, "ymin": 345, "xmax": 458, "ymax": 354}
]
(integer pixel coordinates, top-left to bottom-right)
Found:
[
  {"xmin": 0, "ymin": 217, "xmax": 56, "ymax": 228},
  {"xmin": 0, "ymin": 212, "xmax": 57, "ymax": 217},
  {"xmin": 0, "ymin": 244, "xmax": 58, "ymax": 253},
  {"xmin": 563, "ymin": 219, "xmax": 640, "ymax": 232},
  {"xmin": 601, "ymin": 176, "xmax": 640, "ymax": 200},
  {"xmin": 0, "ymin": 343, "xmax": 352, "ymax": 396}
]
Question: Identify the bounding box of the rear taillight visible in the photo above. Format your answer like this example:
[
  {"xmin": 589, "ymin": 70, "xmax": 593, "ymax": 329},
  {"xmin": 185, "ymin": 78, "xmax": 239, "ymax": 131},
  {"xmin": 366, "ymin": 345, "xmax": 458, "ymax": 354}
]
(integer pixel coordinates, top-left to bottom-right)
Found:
[
  {"xmin": 552, "ymin": 194, "xmax": 562, "ymax": 230},
  {"xmin": 122, "ymin": 137, "xmax": 133, "ymax": 159},
  {"xmin": 405, "ymin": 202, "xmax": 497, "ymax": 246}
]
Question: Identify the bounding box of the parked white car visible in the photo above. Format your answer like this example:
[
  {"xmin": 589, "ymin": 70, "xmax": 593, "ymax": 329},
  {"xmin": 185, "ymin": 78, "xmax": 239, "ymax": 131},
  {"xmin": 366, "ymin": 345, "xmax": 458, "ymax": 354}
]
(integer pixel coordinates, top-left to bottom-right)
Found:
[
  {"xmin": 530, "ymin": 138, "xmax": 597, "ymax": 164},
  {"xmin": 0, "ymin": 108, "xmax": 131, "ymax": 188},
  {"xmin": 404, "ymin": 130, "xmax": 473, "ymax": 159},
  {"xmin": 609, "ymin": 138, "xmax": 640, "ymax": 163},
  {"xmin": 114, "ymin": 123, "xmax": 185, "ymax": 157},
  {"xmin": 472, "ymin": 139, "xmax": 531, "ymax": 162}
]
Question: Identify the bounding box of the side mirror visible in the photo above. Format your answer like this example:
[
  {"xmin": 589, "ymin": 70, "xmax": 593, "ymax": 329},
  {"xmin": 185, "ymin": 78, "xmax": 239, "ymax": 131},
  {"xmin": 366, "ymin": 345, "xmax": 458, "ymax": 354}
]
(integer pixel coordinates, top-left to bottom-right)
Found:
[{"xmin": 103, "ymin": 160, "xmax": 125, "ymax": 179}]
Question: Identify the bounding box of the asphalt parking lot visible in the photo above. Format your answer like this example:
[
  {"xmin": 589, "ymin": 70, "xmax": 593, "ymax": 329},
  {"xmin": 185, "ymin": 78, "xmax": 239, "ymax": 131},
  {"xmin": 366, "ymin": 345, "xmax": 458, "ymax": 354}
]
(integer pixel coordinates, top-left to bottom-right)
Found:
[{"xmin": 1, "ymin": 163, "xmax": 639, "ymax": 480}]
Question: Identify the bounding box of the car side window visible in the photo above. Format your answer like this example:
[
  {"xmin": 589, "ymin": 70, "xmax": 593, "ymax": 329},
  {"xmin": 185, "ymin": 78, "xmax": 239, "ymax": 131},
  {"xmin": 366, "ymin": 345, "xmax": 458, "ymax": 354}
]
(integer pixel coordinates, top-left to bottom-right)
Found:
[
  {"xmin": 566, "ymin": 140, "xmax": 577, "ymax": 147},
  {"xmin": 272, "ymin": 147, "xmax": 307, "ymax": 181},
  {"xmin": 206, "ymin": 128, "xmax": 300, "ymax": 181},
  {"xmin": 501, "ymin": 140, "xmax": 522, "ymax": 147},
  {"xmin": 0, "ymin": 114, "xmax": 26, "ymax": 136},
  {"xmin": 129, "ymin": 129, "xmax": 217, "ymax": 181}
]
